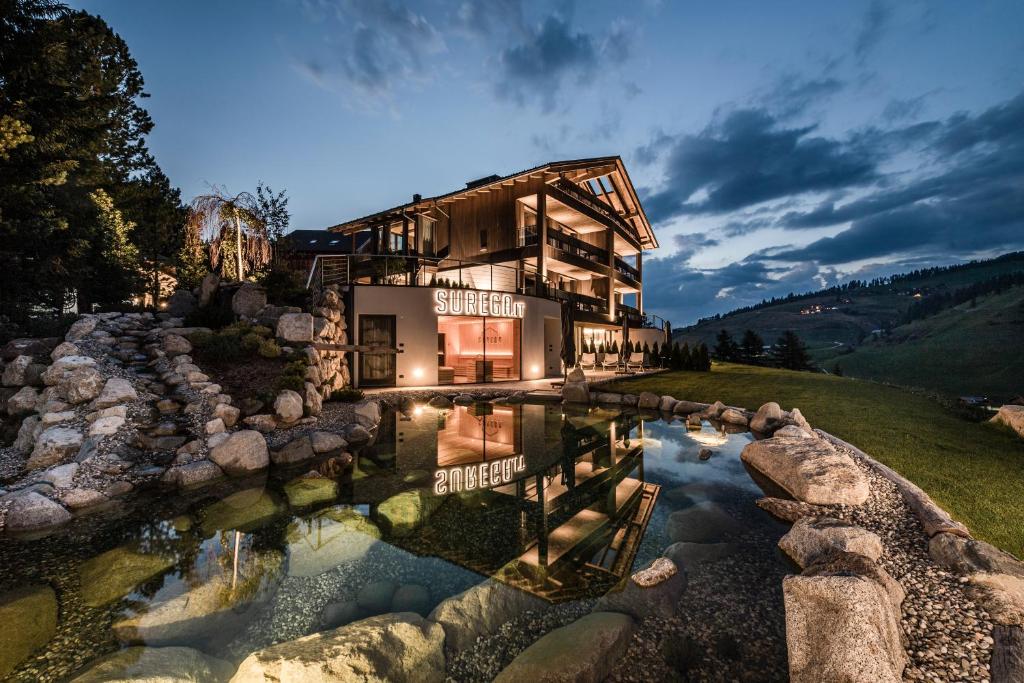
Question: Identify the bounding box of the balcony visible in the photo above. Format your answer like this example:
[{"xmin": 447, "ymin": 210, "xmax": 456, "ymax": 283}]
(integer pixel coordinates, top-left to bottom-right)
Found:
[
  {"xmin": 521, "ymin": 226, "xmax": 641, "ymax": 285},
  {"xmin": 549, "ymin": 178, "xmax": 642, "ymax": 246}
]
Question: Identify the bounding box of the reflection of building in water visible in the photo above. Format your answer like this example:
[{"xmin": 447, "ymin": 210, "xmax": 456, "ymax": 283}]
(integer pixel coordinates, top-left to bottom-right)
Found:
[{"xmin": 356, "ymin": 404, "xmax": 660, "ymax": 602}]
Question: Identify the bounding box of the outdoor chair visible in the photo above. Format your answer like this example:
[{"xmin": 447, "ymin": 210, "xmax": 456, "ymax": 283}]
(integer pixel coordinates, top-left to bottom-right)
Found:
[
  {"xmin": 579, "ymin": 353, "xmax": 597, "ymax": 370},
  {"xmin": 626, "ymin": 352, "xmax": 646, "ymax": 372},
  {"xmin": 601, "ymin": 353, "xmax": 621, "ymax": 371}
]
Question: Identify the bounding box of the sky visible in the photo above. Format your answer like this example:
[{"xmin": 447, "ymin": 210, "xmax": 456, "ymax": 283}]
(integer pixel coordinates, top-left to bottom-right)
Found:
[{"xmin": 71, "ymin": 0, "xmax": 1024, "ymax": 326}]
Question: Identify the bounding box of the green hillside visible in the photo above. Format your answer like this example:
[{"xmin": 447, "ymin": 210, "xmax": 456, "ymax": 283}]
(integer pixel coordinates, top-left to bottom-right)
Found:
[{"xmin": 673, "ymin": 252, "xmax": 1024, "ymax": 399}]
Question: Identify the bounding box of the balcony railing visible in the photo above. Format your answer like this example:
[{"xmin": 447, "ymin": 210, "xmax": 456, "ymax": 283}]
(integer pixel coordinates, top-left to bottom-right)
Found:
[
  {"xmin": 521, "ymin": 225, "xmax": 641, "ymax": 282},
  {"xmin": 551, "ymin": 178, "xmax": 641, "ymax": 244}
]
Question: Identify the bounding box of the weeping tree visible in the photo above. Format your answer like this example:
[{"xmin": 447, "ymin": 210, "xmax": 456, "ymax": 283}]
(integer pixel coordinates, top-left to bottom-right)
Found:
[{"xmin": 186, "ymin": 188, "xmax": 272, "ymax": 282}]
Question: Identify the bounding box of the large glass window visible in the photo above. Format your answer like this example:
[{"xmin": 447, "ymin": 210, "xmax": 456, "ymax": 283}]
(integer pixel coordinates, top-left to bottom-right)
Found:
[
  {"xmin": 417, "ymin": 215, "xmax": 436, "ymax": 256},
  {"xmin": 437, "ymin": 316, "xmax": 521, "ymax": 384},
  {"xmin": 359, "ymin": 315, "xmax": 396, "ymax": 386}
]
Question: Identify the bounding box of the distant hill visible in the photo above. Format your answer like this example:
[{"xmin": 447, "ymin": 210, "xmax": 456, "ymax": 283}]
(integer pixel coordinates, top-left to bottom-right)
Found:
[{"xmin": 673, "ymin": 252, "xmax": 1024, "ymax": 400}]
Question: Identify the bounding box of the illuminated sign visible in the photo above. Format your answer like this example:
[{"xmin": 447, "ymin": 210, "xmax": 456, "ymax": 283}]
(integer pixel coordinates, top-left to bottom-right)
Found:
[
  {"xmin": 434, "ymin": 289, "xmax": 525, "ymax": 318},
  {"xmin": 433, "ymin": 454, "xmax": 526, "ymax": 495}
]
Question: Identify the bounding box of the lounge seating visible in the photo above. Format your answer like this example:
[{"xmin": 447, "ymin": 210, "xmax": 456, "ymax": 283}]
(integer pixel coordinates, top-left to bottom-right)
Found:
[
  {"xmin": 579, "ymin": 353, "xmax": 597, "ymax": 370},
  {"xmin": 626, "ymin": 352, "xmax": 646, "ymax": 372},
  {"xmin": 601, "ymin": 353, "xmax": 621, "ymax": 371}
]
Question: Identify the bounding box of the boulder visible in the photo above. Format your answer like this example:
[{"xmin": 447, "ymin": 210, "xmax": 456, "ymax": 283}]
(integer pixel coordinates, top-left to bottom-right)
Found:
[
  {"xmin": 78, "ymin": 547, "xmax": 175, "ymax": 607},
  {"xmin": 272, "ymin": 435, "xmax": 315, "ymax": 465},
  {"xmin": 65, "ymin": 316, "xmax": 98, "ymax": 341},
  {"xmin": 200, "ymin": 488, "xmax": 284, "ymax": 533},
  {"xmin": 40, "ymin": 462, "xmax": 78, "ymax": 488},
  {"xmin": 803, "ymin": 549, "xmax": 905, "ymax": 609},
  {"xmin": 377, "ymin": 489, "xmax": 442, "ymax": 537},
  {"xmin": 391, "ymin": 584, "xmax": 431, "ymax": 616},
  {"xmin": 303, "ymin": 381, "xmax": 322, "ymax": 417},
  {"xmin": 285, "ymin": 508, "xmax": 381, "ymax": 577},
  {"xmin": 283, "ymin": 476, "xmax": 338, "ymax": 508},
  {"xmin": 50, "ymin": 341, "xmax": 80, "ymax": 362},
  {"xmin": 789, "ymin": 407, "xmax": 813, "ymax": 432},
  {"xmin": 750, "ymin": 401, "xmax": 784, "ymax": 433},
  {"xmin": 89, "ymin": 415, "xmax": 125, "ymax": 437},
  {"xmin": 2, "ymin": 355, "xmax": 32, "ymax": 387},
  {"xmin": 494, "ymin": 612, "xmax": 635, "ymax": 683},
  {"xmin": 7, "ymin": 385, "xmax": 39, "ymax": 415},
  {"xmin": 992, "ymin": 404, "xmax": 1024, "ymax": 439},
  {"xmin": 243, "ymin": 414, "xmax": 277, "ymax": 433},
  {"xmin": 741, "ymin": 435, "xmax": 869, "ymax": 505},
  {"xmin": 208, "ymin": 430, "xmax": 269, "ymax": 476},
  {"xmin": 756, "ymin": 497, "xmax": 830, "ymax": 523},
  {"xmin": 594, "ymin": 392, "xmax": 621, "ymax": 405},
  {"xmin": 659, "ymin": 395, "xmax": 678, "ymax": 412},
  {"xmin": 665, "ymin": 501, "xmax": 744, "ymax": 543},
  {"xmin": 274, "ymin": 390, "xmax": 303, "ymax": 424},
  {"xmin": 69, "ymin": 646, "xmax": 233, "ymax": 683},
  {"xmin": 701, "ymin": 400, "xmax": 726, "ymax": 419},
  {"xmin": 0, "ymin": 585, "xmax": 58, "ymax": 677},
  {"xmin": 719, "ymin": 407, "xmax": 749, "ymax": 426},
  {"xmin": 231, "ymin": 283, "xmax": 267, "ymax": 318},
  {"xmin": 593, "ymin": 557, "xmax": 686, "ymax": 620},
  {"xmin": 162, "ymin": 333, "xmax": 192, "ymax": 357},
  {"xmin": 566, "ymin": 367, "xmax": 586, "ymax": 382},
  {"xmin": 929, "ymin": 533, "xmax": 1024, "ymax": 578},
  {"xmin": 2, "ymin": 337, "xmax": 59, "ymax": 362},
  {"xmin": 113, "ymin": 549, "xmax": 284, "ymax": 647},
  {"xmin": 343, "ymin": 423, "xmax": 372, "ymax": 446},
  {"xmin": 672, "ymin": 400, "xmax": 711, "ymax": 415},
  {"xmin": 783, "ymin": 574, "xmax": 908, "ymax": 682},
  {"xmin": 163, "ymin": 460, "xmax": 224, "ymax": 489},
  {"xmin": 561, "ymin": 381, "xmax": 590, "ymax": 404},
  {"xmin": 965, "ymin": 573, "xmax": 1024, "ymax": 626},
  {"xmin": 4, "ymin": 492, "xmax": 72, "ymax": 531},
  {"xmin": 212, "ymin": 403, "xmax": 240, "ymax": 428},
  {"xmin": 276, "ymin": 312, "xmax": 314, "ymax": 343},
  {"xmin": 357, "ymin": 580, "xmax": 399, "ymax": 615},
  {"xmin": 428, "ymin": 579, "xmax": 548, "ymax": 653},
  {"xmin": 637, "ymin": 391, "xmax": 660, "ymax": 410},
  {"xmin": 353, "ymin": 399, "xmax": 381, "ymax": 428},
  {"xmin": 93, "ymin": 378, "xmax": 138, "ymax": 409},
  {"xmin": 41, "ymin": 354, "xmax": 96, "ymax": 386},
  {"xmin": 28, "ymin": 426, "xmax": 83, "ymax": 469},
  {"xmin": 427, "ymin": 395, "xmax": 453, "ymax": 409},
  {"xmin": 165, "ymin": 290, "xmax": 198, "ymax": 317},
  {"xmin": 198, "ymin": 272, "xmax": 220, "ymax": 307},
  {"xmin": 620, "ymin": 393, "xmax": 638, "ymax": 407},
  {"xmin": 61, "ymin": 488, "xmax": 109, "ymax": 511},
  {"xmin": 775, "ymin": 424, "xmax": 814, "ymax": 439},
  {"xmin": 229, "ymin": 613, "xmax": 445, "ymax": 683},
  {"xmin": 59, "ymin": 366, "xmax": 104, "ymax": 404},
  {"xmin": 204, "ymin": 418, "xmax": 225, "ymax": 435},
  {"xmin": 13, "ymin": 415, "xmax": 40, "ymax": 454},
  {"xmin": 311, "ymin": 431, "xmax": 347, "ymax": 454},
  {"xmin": 779, "ymin": 516, "xmax": 883, "ymax": 568}
]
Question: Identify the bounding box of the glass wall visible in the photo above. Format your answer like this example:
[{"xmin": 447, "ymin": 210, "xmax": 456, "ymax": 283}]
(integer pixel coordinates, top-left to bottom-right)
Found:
[{"xmin": 437, "ymin": 315, "xmax": 521, "ymax": 384}]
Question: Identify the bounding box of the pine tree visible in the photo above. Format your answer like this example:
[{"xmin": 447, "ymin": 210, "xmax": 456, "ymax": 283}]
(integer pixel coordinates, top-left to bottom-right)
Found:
[
  {"xmin": 739, "ymin": 329, "xmax": 764, "ymax": 364},
  {"xmin": 696, "ymin": 343, "xmax": 712, "ymax": 371},
  {"xmin": 771, "ymin": 331, "xmax": 812, "ymax": 371},
  {"xmin": 651, "ymin": 341, "xmax": 659, "ymax": 362},
  {"xmin": 714, "ymin": 329, "xmax": 739, "ymax": 361},
  {"xmin": 610, "ymin": 339, "xmax": 619, "ymax": 354},
  {"xmin": 680, "ymin": 342, "xmax": 691, "ymax": 370}
]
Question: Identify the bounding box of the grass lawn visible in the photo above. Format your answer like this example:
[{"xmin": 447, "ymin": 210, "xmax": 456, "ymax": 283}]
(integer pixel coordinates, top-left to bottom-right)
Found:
[{"xmin": 605, "ymin": 362, "xmax": 1024, "ymax": 558}]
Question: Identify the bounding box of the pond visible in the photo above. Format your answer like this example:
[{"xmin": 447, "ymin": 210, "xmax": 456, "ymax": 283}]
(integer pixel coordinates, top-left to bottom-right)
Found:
[{"xmin": 0, "ymin": 402, "xmax": 792, "ymax": 681}]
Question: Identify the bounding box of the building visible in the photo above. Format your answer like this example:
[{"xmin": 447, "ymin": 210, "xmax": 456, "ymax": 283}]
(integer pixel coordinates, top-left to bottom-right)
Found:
[{"xmin": 311, "ymin": 156, "xmax": 668, "ymax": 388}]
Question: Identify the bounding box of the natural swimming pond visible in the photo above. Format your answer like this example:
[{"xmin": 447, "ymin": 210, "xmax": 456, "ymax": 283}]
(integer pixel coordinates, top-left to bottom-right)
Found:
[{"xmin": 0, "ymin": 402, "xmax": 792, "ymax": 681}]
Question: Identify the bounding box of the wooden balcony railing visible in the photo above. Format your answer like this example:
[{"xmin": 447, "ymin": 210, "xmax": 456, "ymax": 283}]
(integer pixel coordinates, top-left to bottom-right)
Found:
[{"xmin": 551, "ymin": 178, "xmax": 641, "ymax": 244}]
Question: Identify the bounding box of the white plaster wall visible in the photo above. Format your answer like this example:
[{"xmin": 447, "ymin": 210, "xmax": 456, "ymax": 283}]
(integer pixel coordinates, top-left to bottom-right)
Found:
[{"xmin": 352, "ymin": 286, "xmax": 560, "ymax": 387}]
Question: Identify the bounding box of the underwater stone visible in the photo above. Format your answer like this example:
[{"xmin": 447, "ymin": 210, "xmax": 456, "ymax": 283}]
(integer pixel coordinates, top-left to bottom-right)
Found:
[
  {"xmin": 79, "ymin": 546, "xmax": 175, "ymax": 607},
  {"xmin": 69, "ymin": 645, "xmax": 234, "ymax": 683},
  {"xmin": 0, "ymin": 584, "xmax": 58, "ymax": 677}
]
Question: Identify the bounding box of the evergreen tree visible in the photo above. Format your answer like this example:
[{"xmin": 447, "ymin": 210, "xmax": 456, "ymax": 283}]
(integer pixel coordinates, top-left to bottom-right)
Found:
[
  {"xmin": 610, "ymin": 339, "xmax": 619, "ymax": 354},
  {"xmin": 713, "ymin": 329, "xmax": 740, "ymax": 361},
  {"xmin": 739, "ymin": 329, "xmax": 764, "ymax": 364},
  {"xmin": 680, "ymin": 342, "xmax": 691, "ymax": 370},
  {"xmin": 771, "ymin": 331, "xmax": 812, "ymax": 370},
  {"xmin": 661, "ymin": 340, "xmax": 673, "ymax": 367},
  {"xmin": 695, "ymin": 343, "xmax": 712, "ymax": 371},
  {"xmin": 650, "ymin": 341, "xmax": 659, "ymax": 363}
]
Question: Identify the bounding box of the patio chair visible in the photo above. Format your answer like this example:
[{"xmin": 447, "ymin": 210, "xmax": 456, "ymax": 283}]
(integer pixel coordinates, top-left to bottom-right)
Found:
[
  {"xmin": 579, "ymin": 352, "xmax": 597, "ymax": 370},
  {"xmin": 601, "ymin": 353, "xmax": 621, "ymax": 371},
  {"xmin": 625, "ymin": 352, "xmax": 646, "ymax": 372}
]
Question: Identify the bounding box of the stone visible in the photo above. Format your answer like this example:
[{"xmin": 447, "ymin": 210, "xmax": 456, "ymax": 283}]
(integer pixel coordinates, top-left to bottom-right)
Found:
[
  {"xmin": 200, "ymin": 488, "xmax": 284, "ymax": 533},
  {"xmin": 165, "ymin": 289, "xmax": 198, "ymax": 317},
  {"xmin": 750, "ymin": 401, "xmax": 784, "ymax": 433},
  {"xmin": 784, "ymin": 574, "xmax": 908, "ymax": 682},
  {"xmin": 113, "ymin": 549, "xmax": 284, "ymax": 647},
  {"xmin": 659, "ymin": 395, "xmax": 678, "ymax": 412},
  {"xmin": 2, "ymin": 337, "xmax": 59, "ymax": 362},
  {"xmin": 162, "ymin": 333, "xmax": 192, "ymax": 357},
  {"xmin": 59, "ymin": 366, "xmax": 104, "ymax": 404},
  {"xmin": 41, "ymin": 354, "xmax": 96, "ymax": 385},
  {"xmin": 353, "ymin": 399, "xmax": 381, "ymax": 428},
  {"xmin": 62, "ymin": 488, "xmax": 109, "ymax": 510},
  {"xmin": 2, "ymin": 355, "xmax": 32, "ymax": 386},
  {"xmin": 285, "ymin": 508, "xmax": 381, "ymax": 577},
  {"xmin": 719, "ymin": 407, "xmax": 749, "ymax": 425},
  {"xmin": 594, "ymin": 392, "xmax": 621, "ymax": 405},
  {"xmin": 593, "ymin": 557, "xmax": 686, "ymax": 620},
  {"xmin": 992, "ymin": 404, "xmax": 1024, "ymax": 438},
  {"xmin": 208, "ymin": 430, "xmax": 269, "ymax": 476},
  {"xmin": 272, "ymin": 435, "xmax": 315, "ymax": 465},
  {"xmin": 229, "ymin": 613, "xmax": 445, "ymax": 683},
  {"xmin": 303, "ymin": 381, "xmax": 322, "ymax": 416},
  {"xmin": 88, "ymin": 404, "xmax": 127, "ymax": 421},
  {"xmin": 89, "ymin": 415, "xmax": 125, "ymax": 437},
  {"xmin": 321, "ymin": 600, "xmax": 361, "ymax": 629},
  {"xmin": 756, "ymin": 497, "xmax": 830, "ymax": 522},
  {"xmin": 686, "ymin": 413, "xmax": 702, "ymax": 429},
  {"xmin": 741, "ymin": 435, "xmax": 870, "ymax": 505},
  {"xmin": 560, "ymin": 381, "xmax": 590, "ymax": 404},
  {"xmin": 276, "ymin": 312, "xmax": 314, "ymax": 343},
  {"xmin": 929, "ymin": 533, "xmax": 1024, "ymax": 578},
  {"xmin": 377, "ymin": 489, "xmax": 442, "ymax": 537},
  {"xmin": 430, "ymin": 579, "xmax": 548, "ymax": 652},
  {"xmin": 311, "ymin": 430, "xmax": 347, "ymax": 453},
  {"xmin": 428, "ymin": 395, "xmax": 452, "ymax": 409},
  {"xmin": 212, "ymin": 403, "xmax": 240, "ymax": 428},
  {"xmin": 50, "ymin": 341, "xmax": 80, "ymax": 361},
  {"xmin": 13, "ymin": 416, "xmax": 40, "ymax": 454},
  {"xmin": 231, "ymin": 282, "xmax": 267, "ymax": 318},
  {"xmin": 803, "ymin": 549, "xmax": 906, "ymax": 609},
  {"xmin": 93, "ymin": 378, "xmax": 138, "ymax": 409},
  {"xmin": 274, "ymin": 389, "xmax": 303, "ymax": 424},
  {"xmin": 204, "ymin": 417, "xmax": 225, "ymax": 435},
  {"xmin": 284, "ymin": 475, "xmax": 338, "ymax": 508},
  {"xmin": 106, "ymin": 480, "xmax": 134, "ymax": 498},
  {"xmin": 5, "ymin": 492, "xmax": 72, "ymax": 531},
  {"xmin": 164, "ymin": 460, "xmax": 224, "ymax": 488},
  {"xmin": 992, "ymin": 625, "xmax": 1024, "ymax": 683},
  {"xmin": 28, "ymin": 426, "xmax": 83, "ymax": 469},
  {"xmin": 0, "ymin": 585, "xmax": 58, "ymax": 677},
  {"xmin": 391, "ymin": 584, "xmax": 431, "ymax": 616},
  {"xmin": 68, "ymin": 645, "xmax": 234, "ymax": 683},
  {"xmin": 357, "ymin": 580, "xmax": 399, "ymax": 615},
  {"xmin": 566, "ymin": 367, "xmax": 586, "ymax": 382},
  {"xmin": 494, "ymin": 612, "xmax": 635, "ymax": 683},
  {"xmin": 243, "ymin": 414, "xmax": 277, "ymax": 432},
  {"xmin": 637, "ymin": 391, "xmax": 660, "ymax": 410},
  {"xmin": 789, "ymin": 407, "xmax": 813, "ymax": 432},
  {"xmin": 7, "ymin": 385, "xmax": 38, "ymax": 415},
  {"xmin": 775, "ymin": 424, "xmax": 814, "ymax": 438},
  {"xmin": 79, "ymin": 546, "xmax": 175, "ymax": 607},
  {"xmin": 673, "ymin": 400, "xmax": 711, "ymax": 415},
  {"xmin": 198, "ymin": 272, "xmax": 220, "ymax": 307},
  {"xmin": 41, "ymin": 462, "xmax": 78, "ymax": 488},
  {"xmin": 663, "ymin": 541, "xmax": 736, "ymax": 567},
  {"xmin": 343, "ymin": 423, "xmax": 372, "ymax": 445},
  {"xmin": 665, "ymin": 501, "xmax": 744, "ymax": 543},
  {"xmin": 966, "ymin": 573, "xmax": 1024, "ymax": 626},
  {"xmin": 65, "ymin": 316, "xmax": 98, "ymax": 341},
  {"xmin": 701, "ymin": 400, "xmax": 727, "ymax": 418},
  {"xmin": 779, "ymin": 516, "xmax": 884, "ymax": 568}
]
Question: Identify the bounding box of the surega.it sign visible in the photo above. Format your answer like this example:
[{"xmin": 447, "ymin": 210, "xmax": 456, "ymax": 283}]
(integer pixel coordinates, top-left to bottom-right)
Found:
[
  {"xmin": 433, "ymin": 288, "xmax": 525, "ymax": 318},
  {"xmin": 433, "ymin": 454, "xmax": 527, "ymax": 495}
]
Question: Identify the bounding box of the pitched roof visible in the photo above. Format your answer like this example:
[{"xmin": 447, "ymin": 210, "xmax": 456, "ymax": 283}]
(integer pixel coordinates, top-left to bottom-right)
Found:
[{"xmin": 283, "ymin": 229, "xmax": 368, "ymax": 254}]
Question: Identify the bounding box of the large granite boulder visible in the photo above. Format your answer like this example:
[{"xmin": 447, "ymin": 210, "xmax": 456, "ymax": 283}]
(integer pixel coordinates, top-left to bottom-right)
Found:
[
  {"xmin": 741, "ymin": 435, "xmax": 869, "ymax": 505},
  {"xmin": 779, "ymin": 516, "xmax": 884, "ymax": 568},
  {"xmin": 377, "ymin": 489, "xmax": 442, "ymax": 537},
  {"xmin": 229, "ymin": 613, "xmax": 445, "ymax": 683},
  {"xmin": 283, "ymin": 475, "xmax": 338, "ymax": 508},
  {"xmin": 428, "ymin": 579, "xmax": 548, "ymax": 653},
  {"xmin": 165, "ymin": 290, "xmax": 198, "ymax": 317},
  {"xmin": 560, "ymin": 381, "xmax": 589, "ymax": 404},
  {"xmin": 637, "ymin": 392, "xmax": 660, "ymax": 410},
  {"xmin": 991, "ymin": 404, "xmax": 1024, "ymax": 438},
  {"xmin": 41, "ymin": 355, "xmax": 96, "ymax": 386},
  {"xmin": 803, "ymin": 549, "xmax": 906, "ymax": 609},
  {"xmin": 929, "ymin": 533, "xmax": 1024, "ymax": 578},
  {"xmin": 276, "ymin": 312, "xmax": 314, "ymax": 343},
  {"xmin": 965, "ymin": 573, "xmax": 1024, "ymax": 626},
  {"xmin": 65, "ymin": 316, "xmax": 98, "ymax": 341},
  {"xmin": 0, "ymin": 585, "xmax": 58, "ymax": 677},
  {"xmin": 200, "ymin": 488, "xmax": 284, "ymax": 533},
  {"xmin": 112, "ymin": 549, "xmax": 284, "ymax": 647},
  {"xmin": 750, "ymin": 401, "xmax": 784, "ymax": 433},
  {"xmin": 162, "ymin": 333, "xmax": 192, "ymax": 357},
  {"xmin": 231, "ymin": 283, "xmax": 267, "ymax": 318},
  {"xmin": 60, "ymin": 367, "xmax": 104, "ymax": 404},
  {"xmin": 93, "ymin": 378, "xmax": 138, "ymax": 409},
  {"xmin": 208, "ymin": 430, "xmax": 269, "ymax": 476},
  {"xmin": 2, "ymin": 355, "xmax": 33, "ymax": 387},
  {"xmin": 271, "ymin": 435, "xmax": 315, "ymax": 465},
  {"xmin": 352, "ymin": 399, "xmax": 381, "ymax": 428},
  {"xmin": 198, "ymin": 273, "xmax": 220, "ymax": 307},
  {"xmin": 664, "ymin": 541, "xmax": 736, "ymax": 567},
  {"xmin": 273, "ymin": 390, "xmax": 303, "ymax": 425},
  {"xmin": 593, "ymin": 557, "xmax": 686, "ymax": 620},
  {"xmin": 78, "ymin": 547, "xmax": 175, "ymax": 607},
  {"xmin": 494, "ymin": 612, "xmax": 635, "ymax": 683},
  {"xmin": 756, "ymin": 497, "xmax": 830, "ymax": 523},
  {"xmin": 311, "ymin": 431, "xmax": 347, "ymax": 454},
  {"xmin": 7, "ymin": 386, "xmax": 38, "ymax": 415},
  {"xmin": 69, "ymin": 646, "xmax": 234, "ymax": 683},
  {"xmin": 784, "ymin": 573, "xmax": 907, "ymax": 683},
  {"xmin": 162, "ymin": 460, "xmax": 224, "ymax": 488},
  {"xmin": 719, "ymin": 407, "xmax": 749, "ymax": 426},
  {"xmin": 27, "ymin": 426, "xmax": 83, "ymax": 469},
  {"xmin": 285, "ymin": 508, "xmax": 381, "ymax": 577}
]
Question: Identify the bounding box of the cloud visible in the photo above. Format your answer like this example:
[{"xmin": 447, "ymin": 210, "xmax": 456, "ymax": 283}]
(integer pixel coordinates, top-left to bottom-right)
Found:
[
  {"xmin": 854, "ymin": 0, "xmax": 891, "ymax": 63},
  {"xmin": 758, "ymin": 73, "xmax": 845, "ymax": 118},
  {"xmin": 672, "ymin": 231, "xmax": 720, "ymax": 262},
  {"xmin": 641, "ymin": 108, "xmax": 878, "ymax": 221}
]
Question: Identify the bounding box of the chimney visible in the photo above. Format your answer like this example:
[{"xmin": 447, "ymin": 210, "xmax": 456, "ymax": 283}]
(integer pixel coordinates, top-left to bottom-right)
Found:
[{"xmin": 412, "ymin": 193, "xmax": 422, "ymax": 203}]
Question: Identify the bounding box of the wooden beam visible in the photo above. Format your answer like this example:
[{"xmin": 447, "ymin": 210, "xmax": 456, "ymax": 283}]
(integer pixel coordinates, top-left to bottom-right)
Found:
[{"xmin": 535, "ymin": 188, "xmax": 547, "ymax": 295}]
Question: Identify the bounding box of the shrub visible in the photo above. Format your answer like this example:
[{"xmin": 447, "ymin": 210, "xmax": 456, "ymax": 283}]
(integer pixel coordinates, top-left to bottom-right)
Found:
[
  {"xmin": 194, "ymin": 333, "xmax": 242, "ymax": 363},
  {"xmin": 273, "ymin": 374, "xmax": 305, "ymax": 394},
  {"xmin": 250, "ymin": 324, "xmax": 273, "ymax": 338},
  {"xmin": 329, "ymin": 388, "xmax": 364, "ymax": 403},
  {"xmin": 257, "ymin": 339, "xmax": 282, "ymax": 358},
  {"xmin": 240, "ymin": 332, "xmax": 262, "ymax": 353}
]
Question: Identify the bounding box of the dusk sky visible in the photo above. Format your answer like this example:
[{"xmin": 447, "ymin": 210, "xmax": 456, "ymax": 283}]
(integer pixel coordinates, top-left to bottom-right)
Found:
[{"xmin": 71, "ymin": 0, "xmax": 1024, "ymax": 326}]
